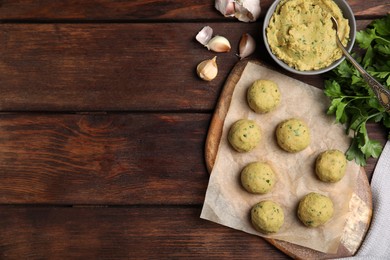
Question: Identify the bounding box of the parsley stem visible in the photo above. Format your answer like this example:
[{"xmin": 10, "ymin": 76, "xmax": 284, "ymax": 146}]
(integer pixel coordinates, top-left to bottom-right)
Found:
[
  {"xmin": 341, "ymin": 95, "xmax": 370, "ymax": 99},
  {"xmin": 376, "ymin": 35, "xmax": 390, "ymax": 45},
  {"xmin": 354, "ymin": 112, "xmax": 383, "ymax": 138}
]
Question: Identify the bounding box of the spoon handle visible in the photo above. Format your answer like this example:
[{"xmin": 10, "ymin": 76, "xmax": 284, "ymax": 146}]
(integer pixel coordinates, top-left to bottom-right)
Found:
[{"xmin": 335, "ymin": 37, "xmax": 390, "ymax": 112}]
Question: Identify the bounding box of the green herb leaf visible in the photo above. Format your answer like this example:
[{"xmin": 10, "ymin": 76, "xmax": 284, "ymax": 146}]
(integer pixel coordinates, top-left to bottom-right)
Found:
[
  {"xmin": 335, "ymin": 99, "xmax": 348, "ymax": 123},
  {"xmin": 361, "ymin": 139, "xmax": 383, "ymax": 159},
  {"xmin": 376, "ymin": 44, "xmax": 390, "ymax": 56},
  {"xmin": 363, "ymin": 45, "xmax": 374, "ymax": 68},
  {"xmin": 356, "ymin": 29, "xmax": 377, "ymax": 49},
  {"xmin": 324, "ymin": 80, "xmax": 342, "ymax": 98},
  {"xmin": 383, "ymin": 113, "xmax": 390, "ymax": 128},
  {"xmin": 348, "ymin": 113, "xmax": 367, "ymax": 132},
  {"xmin": 346, "ymin": 138, "xmax": 366, "ymax": 166},
  {"xmin": 371, "ymin": 15, "xmax": 390, "ymax": 36},
  {"xmin": 323, "ymin": 14, "xmax": 390, "ymax": 166}
]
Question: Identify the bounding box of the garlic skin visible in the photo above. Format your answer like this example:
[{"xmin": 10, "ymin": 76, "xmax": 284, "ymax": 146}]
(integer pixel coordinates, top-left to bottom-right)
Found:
[
  {"xmin": 215, "ymin": 0, "xmax": 261, "ymax": 22},
  {"xmin": 196, "ymin": 26, "xmax": 213, "ymax": 46},
  {"xmin": 234, "ymin": 0, "xmax": 261, "ymax": 22},
  {"xmin": 238, "ymin": 33, "xmax": 256, "ymax": 59},
  {"xmin": 215, "ymin": 0, "xmax": 235, "ymax": 17},
  {"xmin": 205, "ymin": 36, "xmax": 231, "ymax": 53},
  {"xmin": 197, "ymin": 56, "xmax": 218, "ymax": 81}
]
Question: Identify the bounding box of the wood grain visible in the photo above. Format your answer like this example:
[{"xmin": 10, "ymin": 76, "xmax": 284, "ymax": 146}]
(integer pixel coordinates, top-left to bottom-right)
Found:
[
  {"xmin": 0, "ymin": 0, "xmax": 387, "ymax": 20},
  {"xmin": 348, "ymin": 0, "xmax": 390, "ymax": 17},
  {"xmin": 0, "ymin": 21, "xmax": 377, "ymax": 112},
  {"xmin": 0, "ymin": 1, "xmax": 387, "ymax": 259},
  {"xmin": 0, "ymin": 112, "xmax": 381, "ymax": 206},
  {"xmin": 0, "ymin": 206, "xmax": 287, "ymax": 259},
  {"xmin": 0, "ymin": 113, "xmax": 210, "ymax": 204},
  {"xmin": 0, "ymin": 23, "xmax": 263, "ymax": 111}
]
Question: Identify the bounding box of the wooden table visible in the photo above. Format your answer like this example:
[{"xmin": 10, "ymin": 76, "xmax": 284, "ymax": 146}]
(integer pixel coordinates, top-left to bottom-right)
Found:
[{"xmin": 0, "ymin": 1, "xmax": 388, "ymax": 259}]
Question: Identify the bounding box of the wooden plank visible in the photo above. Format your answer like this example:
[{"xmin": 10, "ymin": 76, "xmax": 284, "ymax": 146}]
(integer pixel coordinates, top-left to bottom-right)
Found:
[
  {"xmin": 349, "ymin": 0, "xmax": 390, "ymax": 17},
  {"xmin": 0, "ymin": 113, "xmax": 210, "ymax": 204},
  {"xmin": 0, "ymin": 21, "xmax": 376, "ymax": 112},
  {"xmin": 0, "ymin": 113, "xmax": 384, "ymax": 205},
  {"xmin": 0, "ymin": 206, "xmax": 288, "ymax": 259},
  {"xmin": 0, "ymin": 0, "xmax": 387, "ymax": 20},
  {"xmin": 0, "ymin": 206, "xmax": 287, "ymax": 259},
  {"xmin": 0, "ymin": 22, "xmax": 262, "ymax": 111},
  {"xmin": 0, "ymin": 0, "xmax": 216, "ymax": 21}
]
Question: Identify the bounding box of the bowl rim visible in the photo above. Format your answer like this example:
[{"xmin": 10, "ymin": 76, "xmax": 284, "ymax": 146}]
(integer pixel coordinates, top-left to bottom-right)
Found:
[{"xmin": 262, "ymin": 0, "xmax": 357, "ymax": 75}]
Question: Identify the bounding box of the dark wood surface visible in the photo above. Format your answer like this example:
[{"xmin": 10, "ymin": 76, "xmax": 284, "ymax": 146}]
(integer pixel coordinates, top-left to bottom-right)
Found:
[{"xmin": 0, "ymin": 1, "xmax": 388, "ymax": 259}]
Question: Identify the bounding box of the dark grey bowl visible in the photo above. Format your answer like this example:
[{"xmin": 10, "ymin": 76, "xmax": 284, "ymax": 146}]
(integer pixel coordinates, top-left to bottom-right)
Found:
[{"xmin": 263, "ymin": 0, "xmax": 356, "ymax": 75}]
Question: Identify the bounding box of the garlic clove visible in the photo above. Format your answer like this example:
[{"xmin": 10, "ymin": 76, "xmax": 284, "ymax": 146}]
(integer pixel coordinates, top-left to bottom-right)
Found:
[
  {"xmin": 196, "ymin": 26, "xmax": 213, "ymax": 46},
  {"xmin": 205, "ymin": 35, "xmax": 231, "ymax": 53},
  {"xmin": 238, "ymin": 33, "xmax": 256, "ymax": 59},
  {"xmin": 197, "ymin": 56, "xmax": 218, "ymax": 81}
]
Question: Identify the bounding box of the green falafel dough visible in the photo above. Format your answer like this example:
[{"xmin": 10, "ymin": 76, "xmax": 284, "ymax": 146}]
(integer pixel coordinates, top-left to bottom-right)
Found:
[
  {"xmin": 241, "ymin": 162, "xmax": 276, "ymax": 194},
  {"xmin": 316, "ymin": 149, "xmax": 347, "ymax": 183},
  {"xmin": 251, "ymin": 200, "xmax": 284, "ymax": 234},
  {"xmin": 228, "ymin": 119, "xmax": 261, "ymax": 152},
  {"xmin": 298, "ymin": 192, "xmax": 334, "ymax": 227},
  {"xmin": 276, "ymin": 118, "xmax": 310, "ymax": 152},
  {"xmin": 247, "ymin": 79, "xmax": 281, "ymax": 113}
]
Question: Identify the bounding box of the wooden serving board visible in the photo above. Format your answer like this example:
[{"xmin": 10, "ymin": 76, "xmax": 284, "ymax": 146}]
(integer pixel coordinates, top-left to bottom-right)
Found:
[{"xmin": 205, "ymin": 59, "xmax": 373, "ymax": 259}]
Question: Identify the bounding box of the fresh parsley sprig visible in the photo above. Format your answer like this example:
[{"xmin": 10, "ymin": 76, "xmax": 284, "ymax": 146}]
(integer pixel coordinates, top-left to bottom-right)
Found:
[{"xmin": 324, "ymin": 14, "xmax": 390, "ymax": 166}]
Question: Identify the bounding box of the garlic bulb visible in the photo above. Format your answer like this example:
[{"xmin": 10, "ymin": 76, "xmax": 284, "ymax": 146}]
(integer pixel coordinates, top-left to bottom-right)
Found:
[
  {"xmin": 215, "ymin": 0, "xmax": 261, "ymax": 22},
  {"xmin": 197, "ymin": 56, "xmax": 218, "ymax": 81},
  {"xmin": 196, "ymin": 26, "xmax": 213, "ymax": 46},
  {"xmin": 215, "ymin": 0, "xmax": 235, "ymax": 17},
  {"xmin": 238, "ymin": 33, "xmax": 256, "ymax": 59},
  {"xmin": 205, "ymin": 36, "xmax": 231, "ymax": 53}
]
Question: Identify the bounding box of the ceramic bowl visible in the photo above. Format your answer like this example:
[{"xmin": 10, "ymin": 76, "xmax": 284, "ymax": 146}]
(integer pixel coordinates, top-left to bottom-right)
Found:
[{"xmin": 262, "ymin": 0, "xmax": 356, "ymax": 75}]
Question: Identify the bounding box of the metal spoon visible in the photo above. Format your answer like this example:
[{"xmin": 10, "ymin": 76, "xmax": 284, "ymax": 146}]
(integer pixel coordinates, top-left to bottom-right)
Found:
[{"xmin": 331, "ymin": 16, "xmax": 390, "ymax": 112}]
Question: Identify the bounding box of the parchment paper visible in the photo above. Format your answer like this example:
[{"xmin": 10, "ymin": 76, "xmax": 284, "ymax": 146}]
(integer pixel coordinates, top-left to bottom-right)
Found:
[{"xmin": 200, "ymin": 62, "xmax": 361, "ymax": 254}]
